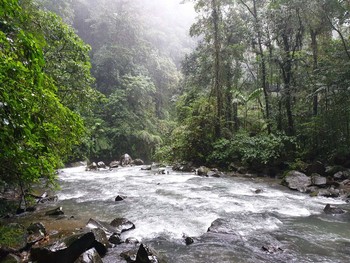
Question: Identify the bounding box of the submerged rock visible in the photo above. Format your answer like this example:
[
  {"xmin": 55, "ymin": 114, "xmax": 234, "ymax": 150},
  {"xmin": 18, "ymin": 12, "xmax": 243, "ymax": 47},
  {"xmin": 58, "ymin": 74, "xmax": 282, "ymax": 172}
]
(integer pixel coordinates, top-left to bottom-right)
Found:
[
  {"xmin": 115, "ymin": 195, "xmax": 127, "ymax": 202},
  {"xmin": 141, "ymin": 166, "xmax": 152, "ymax": 171},
  {"xmin": 262, "ymin": 244, "xmax": 283, "ymax": 254},
  {"xmin": 323, "ymin": 204, "xmax": 345, "ymax": 214},
  {"xmin": 125, "ymin": 237, "xmax": 139, "ymax": 244},
  {"xmin": 184, "ymin": 236, "xmax": 194, "ymax": 245},
  {"xmin": 108, "ymin": 233, "xmax": 123, "ymax": 245}
]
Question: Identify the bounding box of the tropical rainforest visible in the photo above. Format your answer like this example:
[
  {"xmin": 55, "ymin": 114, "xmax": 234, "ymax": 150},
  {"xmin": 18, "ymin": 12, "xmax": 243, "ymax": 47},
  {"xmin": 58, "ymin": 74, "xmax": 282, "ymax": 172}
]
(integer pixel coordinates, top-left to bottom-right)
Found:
[{"xmin": 1, "ymin": 0, "xmax": 350, "ymax": 193}]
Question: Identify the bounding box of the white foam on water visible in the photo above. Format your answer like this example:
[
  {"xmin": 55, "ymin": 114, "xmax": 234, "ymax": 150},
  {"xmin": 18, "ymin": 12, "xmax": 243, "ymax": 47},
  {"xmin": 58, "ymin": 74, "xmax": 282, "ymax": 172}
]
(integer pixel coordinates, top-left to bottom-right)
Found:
[{"xmin": 57, "ymin": 166, "xmax": 348, "ymax": 245}]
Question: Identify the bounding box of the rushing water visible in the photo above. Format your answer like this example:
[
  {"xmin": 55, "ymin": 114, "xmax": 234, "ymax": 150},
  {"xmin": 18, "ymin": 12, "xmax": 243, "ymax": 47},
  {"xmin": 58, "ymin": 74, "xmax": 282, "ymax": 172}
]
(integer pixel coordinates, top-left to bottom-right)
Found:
[{"xmin": 56, "ymin": 166, "xmax": 350, "ymax": 263}]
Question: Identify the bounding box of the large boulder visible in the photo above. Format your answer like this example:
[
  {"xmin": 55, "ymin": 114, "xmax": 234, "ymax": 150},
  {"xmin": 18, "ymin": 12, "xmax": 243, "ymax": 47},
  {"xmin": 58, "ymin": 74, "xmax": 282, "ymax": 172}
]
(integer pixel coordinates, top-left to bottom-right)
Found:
[
  {"xmin": 281, "ymin": 171, "xmax": 311, "ymax": 192},
  {"xmin": 197, "ymin": 166, "xmax": 210, "ymax": 176},
  {"xmin": 120, "ymin": 154, "xmax": 132, "ymax": 166},
  {"xmin": 311, "ymin": 174, "xmax": 327, "ymax": 186},
  {"xmin": 30, "ymin": 232, "xmax": 96, "ymax": 263}
]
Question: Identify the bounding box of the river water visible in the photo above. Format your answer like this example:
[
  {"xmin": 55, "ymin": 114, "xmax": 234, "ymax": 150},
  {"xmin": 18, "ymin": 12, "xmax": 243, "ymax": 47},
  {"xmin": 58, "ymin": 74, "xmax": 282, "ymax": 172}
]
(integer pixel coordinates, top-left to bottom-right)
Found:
[{"xmin": 57, "ymin": 166, "xmax": 350, "ymax": 263}]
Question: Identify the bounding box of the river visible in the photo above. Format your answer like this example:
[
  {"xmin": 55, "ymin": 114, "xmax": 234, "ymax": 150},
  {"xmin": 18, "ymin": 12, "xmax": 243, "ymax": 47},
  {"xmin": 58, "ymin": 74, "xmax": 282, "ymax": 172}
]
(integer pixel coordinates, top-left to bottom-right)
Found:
[{"xmin": 56, "ymin": 166, "xmax": 350, "ymax": 263}]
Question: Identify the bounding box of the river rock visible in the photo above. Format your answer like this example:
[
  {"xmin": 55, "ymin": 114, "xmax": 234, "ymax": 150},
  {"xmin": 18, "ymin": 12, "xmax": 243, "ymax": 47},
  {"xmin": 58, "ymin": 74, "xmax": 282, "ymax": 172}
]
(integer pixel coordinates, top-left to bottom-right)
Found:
[
  {"xmin": 91, "ymin": 228, "xmax": 110, "ymax": 255},
  {"xmin": 120, "ymin": 154, "xmax": 132, "ymax": 166},
  {"xmin": 87, "ymin": 162, "xmax": 98, "ymax": 171},
  {"xmin": 40, "ymin": 195, "xmax": 58, "ymax": 203},
  {"xmin": 75, "ymin": 248, "xmax": 103, "ymax": 263},
  {"xmin": 172, "ymin": 163, "xmax": 194, "ymax": 172},
  {"xmin": 120, "ymin": 250, "xmax": 137, "ymax": 262},
  {"xmin": 115, "ymin": 195, "xmax": 127, "ymax": 201},
  {"xmin": 318, "ymin": 188, "xmax": 340, "ymax": 198},
  {"xmin": 208, "ymin": 169, "xmax": 222, "ymax": 178},
  {"xmin": 262, "ymin": 244, "xmax": 283, "ymax": 254},
  {"xmin": 27, "ymin": 222, "xmax": 46, "ymax": 243},
  {"xmin": 141, "ymin": 166, "xmax": 152, "ymax": 171},
  {"xmin": 281, "ymin": 171, "xmax": 311, "ymax": 192},
  {"xmin": 311, "ymin": 174, "xmax": 327, "ymax": 186},
  {"xmin": 86, "ymin": 218, "xmax": 120, "ymax": 237},
  {"xmin": 125, "ymin": 237, "xmax": 139, "ymax": 244},
  {"xmin": 254, "ymin": 188, "xmax": 263, "ymax": 194},
  {"xmin": 97, "ymin": 161, "xmax": 106, "ymax": 169},
  {"xmin": 207, "ymin": 218, "xmax": 235, "ymax": 234},
  {"xmin": 323, "ymin": 204, "xmax": 345, "ymax": 214},
  {"xmin": 109, "ymin": 161, "xmax": 119, "ymax": 168},
  {"xmin": 27, "ymin": 222, "xmax": 46, "ymax": 236},
  {"xmin": 197, "ymin": 166, "xmax": 209, "ymax": 176},
  {"xmin": 110, "ymin": 218, "xmax": 135, "ymax": 233},
  {"xmin": 157, "ymin": 168, "xmax": 166, "ymax": 174},
  {"xmin": 135, "ymin": 243, "xmax": 163, "ymax": 263},
  {"xmin": 45, "ymin": 207, "xmax": 64, "ymax": 216},
  {"xmin": 30, "ymin": 232, "xmax": 96, "ymax": 263},
  {"xmin": 109, "ymin": 233, "xmax": 123, "ymax": 245},
  {"xmin": 334, "ymin": 171, "xmax": 350, "ymax": 181},
  {"xmin": 184, "ymin": 236, "xmax": 194, "ymax": 245},
  {"xmin": 133, "ymin": 159, "xmax": 144, "ymax": 165}
]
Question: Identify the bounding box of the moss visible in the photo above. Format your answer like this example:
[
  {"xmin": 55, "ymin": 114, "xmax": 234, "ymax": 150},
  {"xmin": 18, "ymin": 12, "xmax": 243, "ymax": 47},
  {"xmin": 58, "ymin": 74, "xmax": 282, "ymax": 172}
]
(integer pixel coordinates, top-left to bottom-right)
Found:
[
  {"xmin": 0, "ymin": 223, "xmax": 26, "ymax": 249},
  {"xmin": 309, "ymin": 191, "xmax": 319, "ymax": 197}
]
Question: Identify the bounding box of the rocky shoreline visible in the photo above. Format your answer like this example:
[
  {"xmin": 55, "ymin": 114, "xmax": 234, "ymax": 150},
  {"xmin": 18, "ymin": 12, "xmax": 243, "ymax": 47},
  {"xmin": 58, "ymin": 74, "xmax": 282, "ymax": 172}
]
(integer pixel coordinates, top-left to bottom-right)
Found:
[{"xmin": 1, "ymin": 160, "xmax": 349, "ymax": 262}]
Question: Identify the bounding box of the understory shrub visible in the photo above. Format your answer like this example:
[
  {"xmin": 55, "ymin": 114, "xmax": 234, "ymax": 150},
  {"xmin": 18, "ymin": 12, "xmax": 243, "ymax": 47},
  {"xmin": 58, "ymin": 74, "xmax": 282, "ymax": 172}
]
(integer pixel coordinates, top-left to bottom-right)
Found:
[{"xmin": 208, "ymin": 133, "xmax": 296, "ymax": 168}]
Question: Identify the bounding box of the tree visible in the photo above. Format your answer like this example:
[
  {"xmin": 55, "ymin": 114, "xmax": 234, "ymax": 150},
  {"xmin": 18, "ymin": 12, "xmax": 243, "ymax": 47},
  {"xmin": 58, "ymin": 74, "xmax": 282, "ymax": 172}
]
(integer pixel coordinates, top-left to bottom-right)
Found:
[{"xmin": 0, "ymin": 0, "xmax": 91, "ymax": 208}]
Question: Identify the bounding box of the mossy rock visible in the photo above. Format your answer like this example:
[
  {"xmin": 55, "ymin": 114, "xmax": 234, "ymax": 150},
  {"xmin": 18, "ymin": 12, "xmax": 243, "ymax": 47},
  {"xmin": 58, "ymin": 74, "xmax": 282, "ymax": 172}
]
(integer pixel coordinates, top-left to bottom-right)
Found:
[
  {"xmin": 0, "ymin": 223, "xmax": 26, "ymax": 249},
  {"xmin": 309, "ymin": 191, "xmax": 319, "ymax": 197}
]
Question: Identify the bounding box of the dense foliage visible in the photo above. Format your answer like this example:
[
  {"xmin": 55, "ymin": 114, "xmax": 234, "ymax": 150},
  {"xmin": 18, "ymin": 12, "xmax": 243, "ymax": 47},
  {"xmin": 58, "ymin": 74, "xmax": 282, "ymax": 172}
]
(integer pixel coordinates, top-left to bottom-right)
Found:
[
  {"xmin": 165, "ymin": 0, "xmax": 350, "ymax": 169},
  {"xmin": 0, "ymin": 0, "xmax": 94, "ymax": 203}
]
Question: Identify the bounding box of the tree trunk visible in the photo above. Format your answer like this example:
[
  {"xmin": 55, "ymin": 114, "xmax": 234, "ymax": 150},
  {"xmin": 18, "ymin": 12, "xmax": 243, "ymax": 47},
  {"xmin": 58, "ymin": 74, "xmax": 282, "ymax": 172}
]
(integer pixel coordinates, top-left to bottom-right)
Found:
[
  {"xmin": 310, "ymin": 29, "xmax": 318, "ymax": 116},
  {"xmin": 252, "ymin": 0, "xmax": 271, "ymax": 134},
  {"xmin": 281, "ymin": 34, "xmax": 295, "ymax": 136},
  {"xmin": 212, "ymin": 0, "xmax": 223, "ymax": 137}
]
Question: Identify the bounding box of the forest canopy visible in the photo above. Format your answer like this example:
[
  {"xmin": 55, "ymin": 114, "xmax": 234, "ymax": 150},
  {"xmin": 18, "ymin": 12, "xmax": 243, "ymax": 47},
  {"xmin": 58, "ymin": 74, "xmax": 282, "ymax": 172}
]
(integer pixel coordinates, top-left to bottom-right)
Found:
[{"xmin": 2, "ymin": 0, "xmax": 350, "ymax": 197}]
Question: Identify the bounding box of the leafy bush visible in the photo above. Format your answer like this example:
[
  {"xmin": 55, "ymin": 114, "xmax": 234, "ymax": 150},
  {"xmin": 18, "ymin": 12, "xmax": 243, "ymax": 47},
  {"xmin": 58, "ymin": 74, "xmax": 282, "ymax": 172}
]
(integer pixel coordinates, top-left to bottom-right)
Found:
[{"xmin": 208, "ymin": 133, "xmax": 296, "ymax": 168}]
